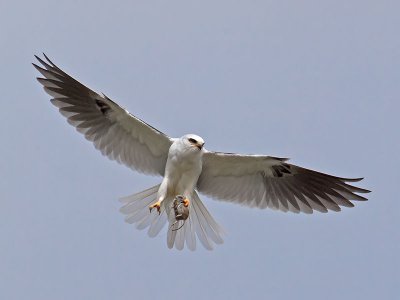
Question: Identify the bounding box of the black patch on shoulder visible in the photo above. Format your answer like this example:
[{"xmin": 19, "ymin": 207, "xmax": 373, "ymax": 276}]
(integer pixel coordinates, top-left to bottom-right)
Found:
[
  {"xmin": 272, "ymin": 164, "xmax": 292, "ymax": 178},
  {"xmin": 95, "ymin": 99, "xmax": 111, "ymax": 115}
]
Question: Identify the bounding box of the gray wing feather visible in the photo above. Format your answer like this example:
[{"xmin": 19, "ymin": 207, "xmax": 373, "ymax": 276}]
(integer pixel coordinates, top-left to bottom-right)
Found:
[
  {"xmin": 197, "ymin": 151, "xmax": 370, "ymax": 213},
  {"xmin": 34, "ymin": 54, "xmax": 172, "ymax": 176}
]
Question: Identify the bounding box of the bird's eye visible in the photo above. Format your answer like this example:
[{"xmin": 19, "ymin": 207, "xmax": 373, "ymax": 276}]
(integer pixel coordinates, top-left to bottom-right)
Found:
[{"xmin": 188, "ymin": 138, "xmax": 197, "ymax": 144}]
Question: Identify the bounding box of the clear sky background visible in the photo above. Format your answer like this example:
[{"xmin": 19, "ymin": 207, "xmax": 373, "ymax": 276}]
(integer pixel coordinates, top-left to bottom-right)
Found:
[{"xmin": 1, "ymin": 1, "xmax": 398, "ymax": 299}]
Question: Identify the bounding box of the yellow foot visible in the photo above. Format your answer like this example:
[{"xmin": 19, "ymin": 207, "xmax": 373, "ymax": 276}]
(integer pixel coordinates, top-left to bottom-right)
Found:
[
  {"xmin": 183, "ymin": 198, "xmax": 190, "ymax": 207},
  {"xmin": 149, "ymin": 201, "xmax": 162, "ymax": 214}
]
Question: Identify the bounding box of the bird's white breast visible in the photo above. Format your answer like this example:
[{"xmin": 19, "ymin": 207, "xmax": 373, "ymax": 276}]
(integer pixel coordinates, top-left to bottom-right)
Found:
[{"xmin": 161, "ymin": 141, "xmax": 203, "ymax": 198}]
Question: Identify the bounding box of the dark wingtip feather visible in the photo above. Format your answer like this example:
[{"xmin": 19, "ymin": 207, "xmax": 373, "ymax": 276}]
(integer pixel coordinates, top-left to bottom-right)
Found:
[
  {"xmin": 35, "ymin": 77, "xmax": 45, "ymax": 84},
  {"xmin": 42, "ymin": 53, "xmax": 56, "ymax": 67},
  {"xmin": 346, "ymin": 185, "xmax": 371, "ymax": 194},
  {"xmin": 341, "ymin": 177, "xmax": 371, "ymax": 195},
  {"xmin": 356, "ymin": 194, "xmax": 369, "ymax": 201},
  {"xmin": 343, "ymin": 177, "xmax": 364, "ymax": 182},
  {"xmin": 34, "ymin": 54, "xmax": 52, "ymax": 70},
  {"xmin": 32, "ymin": 62, "xmax": 43, "ymax": 73}
]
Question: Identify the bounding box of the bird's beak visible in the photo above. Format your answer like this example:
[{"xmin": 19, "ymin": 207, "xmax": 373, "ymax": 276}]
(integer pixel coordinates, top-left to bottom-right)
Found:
[{"xmin": 197, "ymin": 142, "xmax": 204, "ymax": 150}]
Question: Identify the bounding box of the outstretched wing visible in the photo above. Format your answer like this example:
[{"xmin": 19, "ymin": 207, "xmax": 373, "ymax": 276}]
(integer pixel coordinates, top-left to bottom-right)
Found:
[
  {"xmin": 33, "ymin": 54, "xmax": 173, "ymax": 176},
  {"xmin": 197, "ymin": 151, "xmax": 370, "ymax": 213}
]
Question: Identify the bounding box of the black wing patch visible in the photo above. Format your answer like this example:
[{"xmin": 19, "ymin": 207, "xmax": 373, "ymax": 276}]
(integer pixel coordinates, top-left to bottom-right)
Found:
[
  {"xmin": 271, "ymin": 163, "xmax": 292, "ymax": 178},
  {"xmin": 95, "ymin": 99, "xmax": 111, "ymax": 115}
]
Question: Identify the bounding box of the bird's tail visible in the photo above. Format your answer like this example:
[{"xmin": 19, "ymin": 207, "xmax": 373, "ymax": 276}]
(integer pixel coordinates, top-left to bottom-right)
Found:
[
  {"xmin": 119, "ymin": 185, "xmax": 224, "ymax": 251},
  {"xmin": 119, "ymin": 184, "xmax": 168, "ymax": 238},
  {"xmin": 166, "ymin": 191, "xmax": 224, "ymax": 251}
]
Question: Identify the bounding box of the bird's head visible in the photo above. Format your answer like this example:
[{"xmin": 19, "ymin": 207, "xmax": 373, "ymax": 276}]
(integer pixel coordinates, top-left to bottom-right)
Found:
[{"xmin": 182, "ymin": 134, "xmax": 205, "ymax": 151}]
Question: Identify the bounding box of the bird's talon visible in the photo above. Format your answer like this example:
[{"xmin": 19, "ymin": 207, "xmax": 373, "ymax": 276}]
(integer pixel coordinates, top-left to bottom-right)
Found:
[
  {"xmin": 149, "ymin": 201, "xmax": 161, "ymax": 214},
  {"xmin": 183, "ymin": 198, "xmax": 190, "ymax": 207}
]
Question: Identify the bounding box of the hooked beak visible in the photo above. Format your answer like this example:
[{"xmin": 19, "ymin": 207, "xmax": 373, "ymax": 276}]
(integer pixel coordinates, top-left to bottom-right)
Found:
[{"xmin": 196, "ymin": 142, "xmax": 204, "ymax": 150}]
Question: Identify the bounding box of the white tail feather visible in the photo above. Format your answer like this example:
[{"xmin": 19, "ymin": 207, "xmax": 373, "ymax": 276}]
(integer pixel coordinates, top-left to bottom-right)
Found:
[{"xmin": 119, "ymin": 185, "xmax": 224, "ymax": 250}]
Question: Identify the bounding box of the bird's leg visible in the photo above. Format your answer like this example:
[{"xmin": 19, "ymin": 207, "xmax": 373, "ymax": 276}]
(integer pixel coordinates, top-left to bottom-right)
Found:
[{"xmin": 149, "ymin": 199, "xmax": 162, "ymax": 214}]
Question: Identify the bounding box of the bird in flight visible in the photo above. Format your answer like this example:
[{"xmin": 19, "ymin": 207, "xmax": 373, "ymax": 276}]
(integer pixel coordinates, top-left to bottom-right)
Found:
[{"xmin": 33, "ymin": 54, "xmax": 370, "ymax": 251}]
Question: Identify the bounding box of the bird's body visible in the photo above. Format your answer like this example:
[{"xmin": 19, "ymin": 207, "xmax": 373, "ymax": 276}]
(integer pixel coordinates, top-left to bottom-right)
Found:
[
  {"xmin": 33, "ymin": 54, "xmax": 370, "ymax": 251},
  {"xmin": 160, "ymin": 135, "xmax": 204, "ymax": 203}
]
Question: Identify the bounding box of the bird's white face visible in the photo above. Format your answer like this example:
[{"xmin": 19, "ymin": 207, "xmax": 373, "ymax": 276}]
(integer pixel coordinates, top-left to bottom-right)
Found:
[{"xmin": 181, "ymin": 134, "xmax": 205, "ymax": 152}]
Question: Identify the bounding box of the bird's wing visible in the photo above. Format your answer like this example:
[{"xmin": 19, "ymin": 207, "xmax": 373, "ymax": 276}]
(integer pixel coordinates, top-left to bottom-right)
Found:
[
  {"xmin": 197, "ymin": 151, "xmax": 370, "ymax": 213},
  {"xmin": 33, "ymin": 54, "xmax": 173, "ymax": 176}
]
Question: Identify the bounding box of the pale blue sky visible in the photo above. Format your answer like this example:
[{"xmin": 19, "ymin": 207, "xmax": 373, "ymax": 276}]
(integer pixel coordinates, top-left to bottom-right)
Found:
[{"xmin": 1, "ymin": 1, "xmax": 398, "ymax": 299}]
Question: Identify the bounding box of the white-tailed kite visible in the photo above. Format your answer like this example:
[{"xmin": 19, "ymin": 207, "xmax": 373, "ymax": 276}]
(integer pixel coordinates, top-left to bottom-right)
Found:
[{"xmin": 33, "ymin": 54, "xmax": 370, "ymax": 251}]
